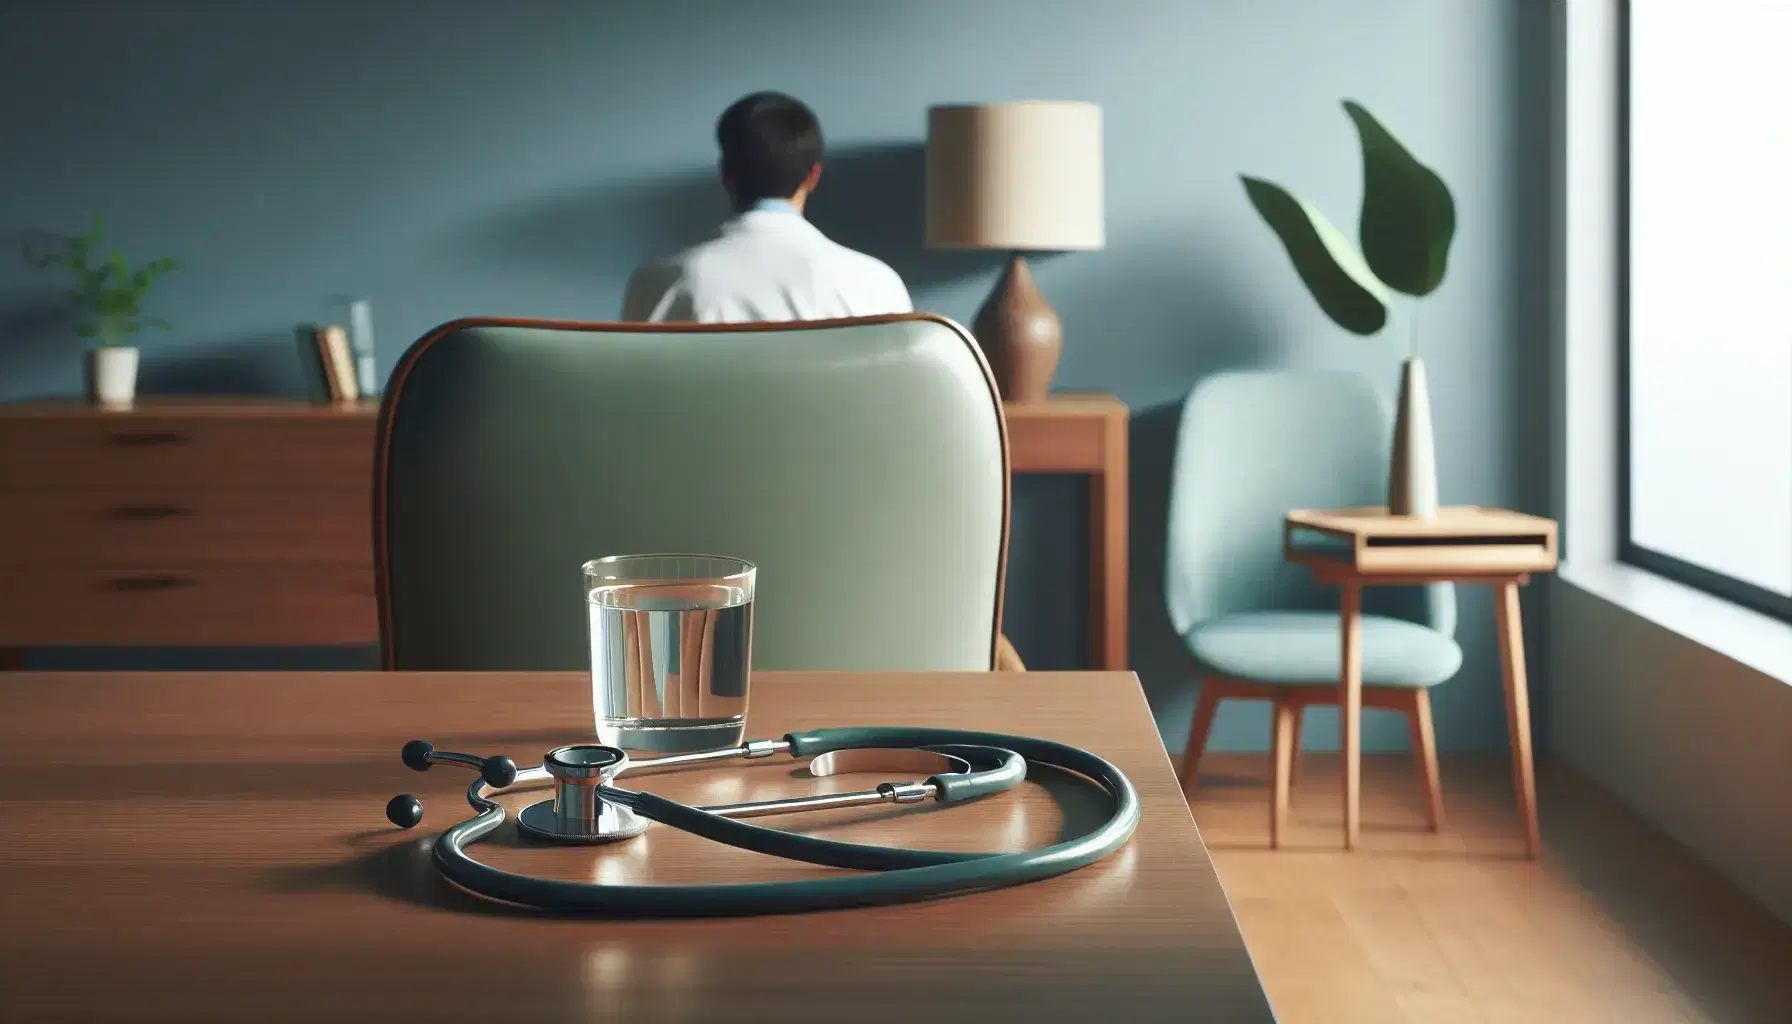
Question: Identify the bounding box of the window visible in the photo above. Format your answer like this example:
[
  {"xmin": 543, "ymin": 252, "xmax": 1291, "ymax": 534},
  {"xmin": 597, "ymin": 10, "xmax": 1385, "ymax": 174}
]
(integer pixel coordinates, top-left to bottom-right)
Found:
[{"xmin": 1621, "ymin": 0, "xmax": 1792, "ymax": 620}]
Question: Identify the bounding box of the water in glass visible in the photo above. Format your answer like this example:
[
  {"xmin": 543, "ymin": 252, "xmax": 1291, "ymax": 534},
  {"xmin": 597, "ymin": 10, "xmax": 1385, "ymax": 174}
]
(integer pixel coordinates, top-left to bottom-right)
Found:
[{"xmin": 587, "ymin": 557, "xmax": 754, "ymax": 753}]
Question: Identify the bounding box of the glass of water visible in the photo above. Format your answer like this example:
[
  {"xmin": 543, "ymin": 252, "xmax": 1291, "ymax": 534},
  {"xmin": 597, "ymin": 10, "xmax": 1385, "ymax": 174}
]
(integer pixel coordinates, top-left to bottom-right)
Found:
[{"xmin": 585, "ymin": 554, "xmax": 756, "ymax": 754}]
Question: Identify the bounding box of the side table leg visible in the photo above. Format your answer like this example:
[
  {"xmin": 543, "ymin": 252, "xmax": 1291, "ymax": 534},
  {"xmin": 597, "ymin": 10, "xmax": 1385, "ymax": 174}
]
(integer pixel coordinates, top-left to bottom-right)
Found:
[
  {"xmin": 1495, "ymin": 581, "xmax": 1542, "ymax": 858},
  {"xmin": 1089, "ymin": 460, "xmax": 1129, "ymax": 671},
  {"xmin": 1340, "ymin": 581, "xmax": 1363, "ymax": 851}
]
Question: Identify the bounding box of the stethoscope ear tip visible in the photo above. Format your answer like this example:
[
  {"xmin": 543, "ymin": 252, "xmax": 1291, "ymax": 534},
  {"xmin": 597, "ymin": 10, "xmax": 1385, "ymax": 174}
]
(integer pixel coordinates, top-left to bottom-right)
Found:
[
  {"xmin": 386, "ymin": 793, "xmax": 424, "ymax": 829},
  {"xmin": 401, "ymin": 740, "xmax": 434, "ymax": 772},
  {"xmin": 481, "ymin": 756, "xmax": 518, "ymax": 789}
]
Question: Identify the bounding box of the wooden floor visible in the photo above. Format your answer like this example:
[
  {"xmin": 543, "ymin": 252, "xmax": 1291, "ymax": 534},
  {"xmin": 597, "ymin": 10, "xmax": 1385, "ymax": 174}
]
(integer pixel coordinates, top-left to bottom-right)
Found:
[{"xmin": 1187, "ymin": 752, "xmax": 1792, "ymax": 1024}]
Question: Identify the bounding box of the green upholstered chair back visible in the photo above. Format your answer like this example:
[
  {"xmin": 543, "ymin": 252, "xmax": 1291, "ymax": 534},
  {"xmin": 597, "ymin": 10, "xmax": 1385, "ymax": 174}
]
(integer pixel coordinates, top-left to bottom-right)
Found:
[
  {"xmin": 1163, "ymin": 368, "xmax": 1455, "ymax": 636},
  {"xmin": 374, "ymin": 315, "xmax": 1008, "ymax": 673}
]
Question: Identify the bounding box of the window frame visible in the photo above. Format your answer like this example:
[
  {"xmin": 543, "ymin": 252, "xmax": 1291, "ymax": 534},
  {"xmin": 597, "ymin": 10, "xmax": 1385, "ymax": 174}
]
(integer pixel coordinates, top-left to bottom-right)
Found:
[{"xmin": 1615, "ymin": 0, "xmax": 1792, "ymax": 623}]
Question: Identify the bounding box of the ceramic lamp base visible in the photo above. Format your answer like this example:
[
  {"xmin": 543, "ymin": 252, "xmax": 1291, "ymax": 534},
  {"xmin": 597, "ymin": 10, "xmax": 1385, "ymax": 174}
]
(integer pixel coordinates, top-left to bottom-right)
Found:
[{"xmin": 972, "ymin": 254, "xmax": 1062, "ymax": 402}]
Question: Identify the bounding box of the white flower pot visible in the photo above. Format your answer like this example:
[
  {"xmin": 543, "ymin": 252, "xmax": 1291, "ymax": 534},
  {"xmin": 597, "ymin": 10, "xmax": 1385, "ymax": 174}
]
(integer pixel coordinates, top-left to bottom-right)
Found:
[
  {"xmin": 86, "ymin": 347, "xmax": 140, "ymax": 408},
  {"xmin": 1388, "ymin": 357, "xmax": 1439, "ymax": 518}
]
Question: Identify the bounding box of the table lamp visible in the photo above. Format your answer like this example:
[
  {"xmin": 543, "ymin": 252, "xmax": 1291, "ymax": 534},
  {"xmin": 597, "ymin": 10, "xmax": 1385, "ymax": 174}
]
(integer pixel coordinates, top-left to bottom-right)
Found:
[{"xmin": 925, "ymin": 100, "xmax": 1105, "ymax": 402}]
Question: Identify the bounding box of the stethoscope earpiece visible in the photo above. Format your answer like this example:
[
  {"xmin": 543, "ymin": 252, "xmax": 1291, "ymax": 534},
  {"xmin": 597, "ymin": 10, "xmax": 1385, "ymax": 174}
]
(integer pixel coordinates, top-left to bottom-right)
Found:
[
  {"xmin": 400, "ymin": 739, "xmax": 434, "ymax": 772},
  {"xmin": 390, "ymin": 740, "xmax": 512, "ymax": 827},
  {"xmin": 399, "ymin": 738, "xmax": 516, "ymax": 787},
  {"xmin": 480, "ymin": 755, "xmax": 518, "ymax": 789},
  {"xmin": 386, "ymin": 793, "xmax": 424, "ymax": 829}
]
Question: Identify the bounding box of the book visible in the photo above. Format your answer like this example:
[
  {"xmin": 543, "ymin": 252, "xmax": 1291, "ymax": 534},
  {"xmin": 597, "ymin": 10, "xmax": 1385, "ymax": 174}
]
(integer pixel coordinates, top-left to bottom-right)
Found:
[
  {"xmin": 321, "ymin": 325, "xmax": 359, "ymax": 402},
  {"xmin": 294, "ymin": 323, "xmax": 358, "ymax": 403},
  {"xmin": 294, "ymin": 324, "xmax": 333, "ymax": 402}
]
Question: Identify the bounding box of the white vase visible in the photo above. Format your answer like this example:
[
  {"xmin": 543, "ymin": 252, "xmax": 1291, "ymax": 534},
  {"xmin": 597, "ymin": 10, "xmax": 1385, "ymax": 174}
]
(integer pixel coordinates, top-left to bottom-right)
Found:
[
  {"xmin": 86, "ymin": 347, "xmax": 140, "ymax": 408},
  {"xmin": 1388, "ymin": 357, "xmax": 1439, "ymax": 518}
]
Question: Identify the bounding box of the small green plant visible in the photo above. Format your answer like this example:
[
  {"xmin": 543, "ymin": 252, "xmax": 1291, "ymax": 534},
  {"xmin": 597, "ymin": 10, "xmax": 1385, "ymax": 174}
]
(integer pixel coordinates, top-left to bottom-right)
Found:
[
  {"xmin": 1240, "ymin": 100, "xmax": 1456, "ymax": 356},
  {"xmin": 22, "ymin": 212, "xmax": 180, "ymax": 348}
]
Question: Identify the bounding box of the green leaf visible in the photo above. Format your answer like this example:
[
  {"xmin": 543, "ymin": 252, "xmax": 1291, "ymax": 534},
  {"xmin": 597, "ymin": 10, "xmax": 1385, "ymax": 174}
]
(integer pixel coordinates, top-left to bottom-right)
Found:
[
  {"xmin": 97, "ymin": 291, "xmax": 137, "ymax": 316},
  {"xmin": 74, "ymin": 323, "xmax": 98, "ymax": 338},
  {"xmin": 1343, "ymin": 100, "xmax": 1455, "ymax": 296},
  {"xmin": 119, "ymin": 321, "xmax": 141, "ymax": 334},
  {"xmin": 1241, "ymin": 175, "xmax": 1390, "ymax": 335}
]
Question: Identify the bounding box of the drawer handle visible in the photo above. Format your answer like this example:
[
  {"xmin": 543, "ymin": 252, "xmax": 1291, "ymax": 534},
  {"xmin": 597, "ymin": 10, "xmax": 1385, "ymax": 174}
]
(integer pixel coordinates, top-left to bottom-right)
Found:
[
  {"xmin": 107, "ymin": 504, "xmax": 195, "ymax": 520},
  {"xmin": 107, "ymin": 575, "xmax": 196, "ymax": 592},
  {"xmin": 110, "ymin": 431, "xmax": 191, "ymax": 447}
]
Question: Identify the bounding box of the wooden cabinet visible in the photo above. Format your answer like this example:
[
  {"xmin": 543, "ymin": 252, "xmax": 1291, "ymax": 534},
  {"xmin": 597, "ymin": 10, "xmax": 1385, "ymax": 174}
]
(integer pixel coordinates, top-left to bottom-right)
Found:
[
  {"xmin": 0, "ymin": 400, "xmax": 379, "ymax": 650},
  {"xmin": 0, "ymin": 395, "xmax": 1130, "ymax": 669}
]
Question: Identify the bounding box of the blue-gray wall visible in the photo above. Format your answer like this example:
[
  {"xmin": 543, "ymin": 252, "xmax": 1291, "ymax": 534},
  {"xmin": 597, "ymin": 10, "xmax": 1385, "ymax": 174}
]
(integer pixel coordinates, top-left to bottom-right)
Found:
[{"xmin": 0, "ymin": 0, "xmax": 1554, "ymax": 754}]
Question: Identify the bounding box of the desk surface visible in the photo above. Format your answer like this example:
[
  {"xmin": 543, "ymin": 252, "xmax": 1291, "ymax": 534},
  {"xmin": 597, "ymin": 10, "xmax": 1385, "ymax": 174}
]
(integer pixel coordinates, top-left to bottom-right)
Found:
[{"xmin": 0, "ymin": 670, "xmax": 1270, "ymax": 1022}]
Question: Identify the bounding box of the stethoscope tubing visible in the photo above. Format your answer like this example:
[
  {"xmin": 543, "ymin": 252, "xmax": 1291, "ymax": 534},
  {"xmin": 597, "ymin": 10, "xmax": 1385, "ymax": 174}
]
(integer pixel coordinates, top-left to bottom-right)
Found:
[{"xmin": 429, "ymin": 726, "xmax": 1140, "ymax": 917}]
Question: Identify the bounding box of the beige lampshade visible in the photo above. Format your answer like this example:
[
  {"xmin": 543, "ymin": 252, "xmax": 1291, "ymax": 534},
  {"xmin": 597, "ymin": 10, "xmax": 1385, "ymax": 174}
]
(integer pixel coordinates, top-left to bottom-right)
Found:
[{"xmin": 925, "ymin": 101, "xmax": 1105, "ymax": 252}]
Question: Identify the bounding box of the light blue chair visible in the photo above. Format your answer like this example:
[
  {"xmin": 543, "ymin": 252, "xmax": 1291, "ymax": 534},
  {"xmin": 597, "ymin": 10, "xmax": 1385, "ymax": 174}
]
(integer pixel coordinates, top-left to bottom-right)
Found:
[{"xmin": 1164, "ymin": 368, "xmax": 1458, "ymax": 846}]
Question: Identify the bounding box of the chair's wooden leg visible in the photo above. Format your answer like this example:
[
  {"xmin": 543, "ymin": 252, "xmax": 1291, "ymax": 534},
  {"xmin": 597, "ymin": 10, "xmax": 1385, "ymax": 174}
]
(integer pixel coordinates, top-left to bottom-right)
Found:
[
  {"xmin": 1496, "ymin": 582, "xmax": 1542, "ymax": 858},
  {"xmin": 1340, "ymin": 582, "xmax": 1364, "ymax": 851},
  {"xmin": 1179, "ymin": 681, "xmax": 1222, "ymax": 799},
  {"xmin": 1408, "ymin": 689, "xmax": 1445, "ymax": 832},
  {"xmin": 1287, "ymin": 700, "xmax": 1304, "ymax": 788},
  {"xmin": 1271, "ymin": 696, "xmax": 1295, "ymax": 849}
]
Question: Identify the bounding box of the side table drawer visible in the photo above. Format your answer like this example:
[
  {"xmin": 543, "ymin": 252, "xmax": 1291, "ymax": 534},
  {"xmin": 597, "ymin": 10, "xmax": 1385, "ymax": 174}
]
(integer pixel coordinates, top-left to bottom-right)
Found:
[
  {"xmin": 0, "ymin": 568, "xmax": 377, "ymax": 647},
  {"xmin": 1005, "ymin": 413, "xmax": 1107, "ymax": 472},
  {"xmin": 0, "ymin": 415, "xmax": 373, "ymax": 492},
  {"xmin": 0, "ymin": 490, "xmax": 372, "ymax": 568}
]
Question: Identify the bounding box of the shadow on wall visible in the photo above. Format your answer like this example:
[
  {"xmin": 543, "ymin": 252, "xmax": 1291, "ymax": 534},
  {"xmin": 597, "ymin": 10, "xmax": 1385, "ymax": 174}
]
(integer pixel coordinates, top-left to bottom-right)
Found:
[
  {"xmin": 136, "ymin": 337, "xmax": 302, "ymax": 395},
  {"xmin": 1503, "ymin": 0, "xmax": 1558, "ymax": 750},
  {"xmin": 0, "ymin": 293, "xmax": 78, "ymax": 400},
  {"xmin": 460, "ymin": 142, "xmax": 1003, "ymax": 295}
]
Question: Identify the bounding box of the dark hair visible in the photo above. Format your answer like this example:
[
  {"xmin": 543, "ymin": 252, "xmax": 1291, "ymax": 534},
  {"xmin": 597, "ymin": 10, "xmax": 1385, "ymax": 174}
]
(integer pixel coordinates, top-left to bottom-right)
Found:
[{"xmin": 715, "ymin": 92, "xmax": 823, "ymax": 206}]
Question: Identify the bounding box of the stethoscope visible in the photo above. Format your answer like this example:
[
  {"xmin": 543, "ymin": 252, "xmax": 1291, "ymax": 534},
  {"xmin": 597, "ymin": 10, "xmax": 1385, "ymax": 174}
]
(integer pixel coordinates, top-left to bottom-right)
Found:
[{"xmin": 385, "ymin": 726, "xmax": 1140, "ymax": 917}]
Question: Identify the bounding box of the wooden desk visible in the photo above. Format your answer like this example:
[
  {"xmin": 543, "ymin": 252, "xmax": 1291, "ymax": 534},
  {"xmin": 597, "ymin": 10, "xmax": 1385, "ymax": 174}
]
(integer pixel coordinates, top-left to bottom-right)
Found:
[
  {"xmin": 0, "ymin": 670, "xmax": 1272, "ymax": 1022},
  {"xmin": 1284, "ymin": 505, "xmax": 1560, "ymax": 857},
  {"xmin": 0, "ymin": 396, "xmax": 1131, "ymax": 672},
  {"xmin": 1004, "ymin": 395, "xmax": 1131, "ymax": 671}
]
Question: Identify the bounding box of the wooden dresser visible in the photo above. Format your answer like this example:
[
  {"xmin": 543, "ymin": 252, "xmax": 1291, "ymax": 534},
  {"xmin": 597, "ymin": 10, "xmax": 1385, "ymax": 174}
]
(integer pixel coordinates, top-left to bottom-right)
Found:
[
  {"xmin": 0, "ymin": 396, "xmax": 1129, "ymax": 669},
  {"xmin": 0, "ymin": 400, "xmax": 379, "ymax": 657}
]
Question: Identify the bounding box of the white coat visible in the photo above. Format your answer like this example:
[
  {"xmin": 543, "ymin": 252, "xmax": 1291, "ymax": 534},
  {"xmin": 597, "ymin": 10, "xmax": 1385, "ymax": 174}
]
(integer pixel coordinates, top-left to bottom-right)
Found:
[{"xmin": 619, "ymin": 204, "xmax": 913, "ymax": 324}]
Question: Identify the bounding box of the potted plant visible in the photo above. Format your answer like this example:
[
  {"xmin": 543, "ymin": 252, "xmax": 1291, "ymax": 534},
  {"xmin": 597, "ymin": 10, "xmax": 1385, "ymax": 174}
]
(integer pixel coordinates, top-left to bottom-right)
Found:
[
  {"xmin": 1240, "ymin": 100, "xmax": 1456, "ymax": 517},
  {"xmin": 22, "ymin": 212, "xmax": 180, "ymax": 408}
]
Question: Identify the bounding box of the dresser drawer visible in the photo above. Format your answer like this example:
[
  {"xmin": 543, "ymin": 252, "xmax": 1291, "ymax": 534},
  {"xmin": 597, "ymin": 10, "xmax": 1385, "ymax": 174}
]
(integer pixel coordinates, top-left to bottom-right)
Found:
[
  {"xmin": 0, "ymin": 489, "xmax": 372, "ymax": 568},
  {"xmin": 0, "ymin": 568, "xmax": 377, "ymax": 647},
  {"xmin": 0, "ymin": 413, "xmax": 374, "ymax": 492}
]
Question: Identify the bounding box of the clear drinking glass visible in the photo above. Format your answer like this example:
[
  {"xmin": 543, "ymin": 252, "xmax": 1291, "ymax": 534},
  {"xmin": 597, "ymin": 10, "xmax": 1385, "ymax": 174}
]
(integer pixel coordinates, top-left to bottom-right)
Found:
[{"xmin": 585, "ymin": 554, "xmax": 756, "ymax": 754}]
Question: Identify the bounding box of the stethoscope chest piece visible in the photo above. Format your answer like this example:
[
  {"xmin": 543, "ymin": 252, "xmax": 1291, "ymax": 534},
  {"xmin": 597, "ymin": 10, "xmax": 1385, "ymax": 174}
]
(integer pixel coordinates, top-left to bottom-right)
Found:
[{"xmin": 515, "ymin": 743, "xmax": 649, "ymax": 844}]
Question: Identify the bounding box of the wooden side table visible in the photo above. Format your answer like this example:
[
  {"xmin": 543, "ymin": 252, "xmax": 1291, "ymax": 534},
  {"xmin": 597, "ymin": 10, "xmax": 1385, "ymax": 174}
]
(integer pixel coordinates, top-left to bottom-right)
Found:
[
  {"xmin": 1283, "ymin": 506, "xmax": 1560, "ymax": 857},
  {"xmin": 1005, "ymin": 395, "xmax": 1130, "ymax": 671}
]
